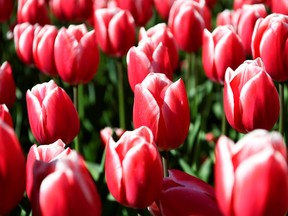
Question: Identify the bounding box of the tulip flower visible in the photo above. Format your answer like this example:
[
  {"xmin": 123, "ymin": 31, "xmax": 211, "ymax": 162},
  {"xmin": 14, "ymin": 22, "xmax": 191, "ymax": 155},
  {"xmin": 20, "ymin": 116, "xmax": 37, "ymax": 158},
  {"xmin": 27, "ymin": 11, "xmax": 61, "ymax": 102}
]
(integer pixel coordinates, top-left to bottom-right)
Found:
[
  {"xmin": 149, "ymin": 169, "xmax": 223, "ymax": 216},
  {"xmin": 215, "ymin": 130, "xmax": 288, "ymax": 216},
  {"xmin": 271, "ymin": 0, "xmax": 288, "ymax": 15},
  {"xmin": 139, "ymin": 23, "xmax": 179, "ymax": 71},
  {"xmin": 216, "ymin": 9, "xmax": 234, "ymax": 27},
  {"xmin": 33, "ymin": 25, "xmax": 58, "ymax": 77},
  {"xmin": 202, "ymin": 25, "xmax": 245, "ymax": 84},
  {"xmin": 105, "ymin": 126, "xmax": 163, "ymax": 209},
  {"xmin": 94, "ymin": 7, "xmax": 136, "ymax": 57},
  {"xmin": 0, "ymin": 120, "xmax": 26, "ymax": 215},
  {"xmin": 0, "ymin": 0, "xmax": 14, "ymax": 22},
  {"xmin": 153, "ymin": 0, "xmax": 176, "ymax": 20},
  {"xmin": 26, "ymin": 140, "xmax": 102, "ymax": 216},
  {"xmin": 233, "ymin": 4, "xmax": 267, "ymax": 56},
  {"xmin": 224, "ymin": 58, "xmax": 279, "ymax": 133},
  {"xmin": 100, "ymin": 126, "xmax": 124, "ymax": 146},
  {"xmin": 14, "ymin": 22, "xmax": 40, "ymax": 66},
  {"xmin": 168, "ymin": 0, "xmax": 209, "ymax": 53},
  {"xmin": 17, "ymin": 0, "xmax": 50, "ymax": 25},
  {"xmin": 133, "ymin": 73, "xmax": 190, "ymax": 150},
  {"xmin": 49, "ymin": 0, "xmax": 93, "ymax": 22},
  {"xmin": 252, "ymin": 13, "xmax": 288, "ymax": 82},
  {"xmin": 0, "ymin": 104, "xmax": 13, "ymax": 127},
  {"xmin": 54, "ymin": 24, "xmax": 99, "ymax": 85},
  {"xmin": 115, "ymin": 0, "xmax": 154, "ymax": 26},
  {"xmin": 127, "ymin": 38, "xmax": 173, "ymax": 92},
  {"xmin": 233, "ymin": 0, "xmax": 269, "ymax": 10},
  {"xmin": 26, "ymin": 80, "xmax": 80, "ymax": 144},
  {"xmin": 0, "ymin": 61, "xmax": 16, "ymax": 108}
]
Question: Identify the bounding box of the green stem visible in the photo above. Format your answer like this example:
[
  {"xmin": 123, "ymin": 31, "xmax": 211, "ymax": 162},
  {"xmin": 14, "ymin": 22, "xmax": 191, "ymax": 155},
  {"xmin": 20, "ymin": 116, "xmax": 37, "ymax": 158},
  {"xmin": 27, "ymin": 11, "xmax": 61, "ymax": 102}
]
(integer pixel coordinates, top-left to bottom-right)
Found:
[
  {"xmin": 162, "ymin": 151, "xmax": 169, "ymax": 178},
  {"xmin": 279, "ymin": 82, "xmax": 284, "ymax": 136},
  {"xmin": 221, "ymin": 85, "xmax": 227, "ymax": 135},
  {"xmin": 117, "ymin": 58, "xmax": 125, "ymax": 129},
  {"xmin": 73, "ymin": 85, "xmax": 80, "ymax": 152}
]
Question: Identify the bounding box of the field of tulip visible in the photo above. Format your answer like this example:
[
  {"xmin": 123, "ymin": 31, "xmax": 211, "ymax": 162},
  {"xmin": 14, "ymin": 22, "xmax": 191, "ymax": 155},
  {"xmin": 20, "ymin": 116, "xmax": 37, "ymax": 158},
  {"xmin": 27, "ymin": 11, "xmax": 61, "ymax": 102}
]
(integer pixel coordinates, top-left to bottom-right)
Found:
[{"xmin": 0, "ymin": 0, "xmax": 288, "ymax": 215}]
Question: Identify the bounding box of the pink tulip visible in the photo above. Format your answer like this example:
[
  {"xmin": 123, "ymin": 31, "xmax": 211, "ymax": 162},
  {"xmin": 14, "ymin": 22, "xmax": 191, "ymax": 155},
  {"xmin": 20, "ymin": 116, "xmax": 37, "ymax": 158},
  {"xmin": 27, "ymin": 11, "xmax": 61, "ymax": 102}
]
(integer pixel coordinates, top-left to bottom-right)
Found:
[
  {"xmin": 26, "ymin": 140, "xmax": 102, "ymax": 216},
  {"xmin": 127, "ymin": 38, "xmax": 173, "ymax": 92},
  {"xmin": 216, "ymin": 9, "xmax": 234, "ymax": 27},
  {"xmin": 202, "ymin": 25, "xmax": 245, "ymax": 84},
  {"xmin": 54, "ymin": 24, "xmax": 99, "ymax": 85},
  {"xmin": 149, "ymin": 169, "xmax": 223, "ymax": 216},
  {"xmin": 139, "ymin": 23, "xmax": 179, "ymax": 71},
  {"xmin": 0, "ymin": 104, "xmax": 13, "ymax": 127},
  {"xmin": 153, "ymin": 0, "xmax": 176, "ymax": 20},
  {"xmin": 133, "ymin": 73, "xmax": 190, "ymax": 150},
  {"xmin": 215, "ymin": 130, "xmax": 288, "ymax": 216},
  {"xmin": 100, "ymin": 127, "xmax": 124, "ymax": 146},
  {"xmin": 26, "ymin": 80, "xmax": 80, "ymax": 144},
  {"xmin": 94, "ymin": 7, "xmax": 136, "ymax": 57},
  {"xmin": 252, "ymin": 13, "xmax": 288, "ymax": 82},
  {"xmin": 33, "ymin": 25, "xmax": 58, "ymax": 77},
  {"xmin": 0, "ymin": 0, "xmax": 14, "ymax": 22},
  {"xmin": 0, "ymin": 120, "xmax": 26, "ymax": 215},
  {"xmin": 105, "ymin": 126, "xmax": 163, "ymax": 209},
  {"xmin": 0, "ymin": 61, "xmax": 16, "ymax": 108},
  {"xmin": 224, "ymin": 58, "xmax": 279, "ymax": 133}
]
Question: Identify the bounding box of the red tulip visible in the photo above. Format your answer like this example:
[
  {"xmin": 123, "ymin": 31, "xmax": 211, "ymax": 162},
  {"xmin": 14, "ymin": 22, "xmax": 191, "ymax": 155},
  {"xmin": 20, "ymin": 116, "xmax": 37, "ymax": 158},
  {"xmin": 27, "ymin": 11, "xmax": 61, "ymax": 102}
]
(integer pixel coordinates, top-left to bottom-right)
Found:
[
  {"xmin": 202, "ymin": 25, "xmax": 245, "ymax": 84},
  {"xmin": 216, "ymin": 9, "xmax": 234, "ymax": 27},
  {"xmin": 0, "ymin": 0, "xmax": 14, "ymax": 22},
  {"xmin": 33, "ymin": 25, "xmax": 58, "ymax": 77},
  {"xmin": 100, "ymin": 126, "xmax": 124, "ymax": 146},
  {"xmin": 115, "ymin": 0, "xmax": 154, "ymax": 26},
  {"xmin": 224, "ymin": 58, "xmax": 279, "ymax": 133},
  {"xmin": 233, "ymin": 0, "xmax": 270, "ymax": 10},
  {"xmin": 0, "ymin": 61, "xmax": 16, "ymax": 108},
  {"xmin": 17, "ymin": 0, "xmax": 50, "ymax": 25},
  {"xmin": 26, "ymin": 80, "xmax": 80, "ymax": 144},
  {"xmin": 26, "ymin": 140, "xmax": 102, "ymax": 216},
  {"xmin": 139, "ymin": 23, "xmax": 179, "ymax": 71},
  {"xmin": 233, "ymin": 4, "xmax": 267, "ymax": 56},
  {"xmin": 54, "ymin": 24, "xmax": 99, "ymax": 85},
  {"xmin": 0, "ymin": 120, "xmax": 26, "ymax": 215},
  {"xmin": 133, "ymin": 73, "xmax": 190, "ymax": 150},
  {"xmin": 94, "ymin": 7, "xmax": 136, "ymax": 57},
  {"xmin": 215, "ymin": 130, "xmax": 288, "ymax": 216},
  {"xmin": 127, "ymin": 38, "xmax": 173, "ymax": 92},
  {"xmin": 105, "ymin": 126, "xmax": 163, "ymax": 209},
  {"xmin": 271, "ymin": 0, "xmax": 288, "ymax": 15},
  {"xmin": 168, "ymin": 0, "xmax": 208, "ymax": 53},
  {"xmin": 252, "ymin": 13, "xmax": 288, "ymax": 82},
  {"xmin": 149, "ymin": 169, "xmax": 223, "ymax": 216},
  {"xmin": 153, "ymin": 0, "xmax": 176, "ymax": 20},
  {"xmin": 14, "ymin": 22, "xmax": 40, "ymax": 66},
  {"xmin": 0, "ymin": 104, "xmax": 13, "ymax": 127},
  {"xmin": 49, "ymin": 0, "xmax": 93, "ymax": 22}
]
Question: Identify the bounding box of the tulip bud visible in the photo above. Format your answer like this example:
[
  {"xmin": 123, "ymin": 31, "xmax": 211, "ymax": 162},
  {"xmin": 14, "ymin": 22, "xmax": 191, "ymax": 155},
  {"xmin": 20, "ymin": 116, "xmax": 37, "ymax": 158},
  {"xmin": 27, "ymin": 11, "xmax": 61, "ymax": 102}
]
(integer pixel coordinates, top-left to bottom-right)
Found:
[
  {"xmin": 133, "ymin": 73, "xmax": 190, "ymax": 150},
  {"xmin": 26, "ymin": 80, "xmax": 80, "ymax": 144},
  {"xmin": 0, "ymin": 61, "xmax": 16, "ymax": 108},
  {"xmin": 215, "ymin": 130, "xmax": 288, "ymax": 216},
  {"xmin": 54, "ymin": 24, "xmax": 99, "ymax": 85},
  {"xmin": 224, "ymin": 58, "xmax": 280, "ymax": 133},
  {"xmin": 0, "ymin": 120, "xmax": 26, "ymax": 215},
  {"xmin": 105, "ymin": 126, "xmax": 163, "ymax": 209}
]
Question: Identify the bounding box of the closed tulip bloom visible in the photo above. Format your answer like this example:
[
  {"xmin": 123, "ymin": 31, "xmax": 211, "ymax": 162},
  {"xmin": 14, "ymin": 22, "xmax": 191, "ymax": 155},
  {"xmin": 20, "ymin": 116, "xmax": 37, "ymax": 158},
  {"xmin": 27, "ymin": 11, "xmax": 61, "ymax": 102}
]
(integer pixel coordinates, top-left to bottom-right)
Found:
[
  {"xmin": 168, "ymin": 0, "xmax": 207, "ymax": 53},
  {"xmin": 94, "ymin": 7, "xmax": 136, "ymax": 57},
  {"xmin": 0, "ymin": 120, "xmax": 26, "ymax": 215},
  {"xmin": 0, "ymin": 104, "xmax": 13, "ymax": 127},
  {"xmin": 139, "ymin": 23, "xmax": 179, "ymax": 71},
  {"xmin": 127, "ymin": 38, "xmax": 173, "ymax": 92},
  {"xmin": 252, "ymin": 13, "xmax": 288, "ymax": 82},
  {"xmin": 216, "ymin": 9, "xmax": 234, "ymax": 27},
  {"xmin": 49, "ymin": 0, "xmax": 93, "ymax": 22},
  {"xmin": 133, "ymin": 73, "xmax": 190, "ymax": 150},
  {"xmin": 17, "ymin": 0, "xmax": 50, "ymax": 25},
  {"xmin": 202, "ymin": 25, "xmax": 245, "ymax": 84},
  {"xmin": 14, "ymin": 22, "xmax": 40, "ymax": 66},
  {"xmin": 153, "ymin": 0, "xmax": 176, "ymax": 20},
  {"xmin": 33, "ymin": 25, "xmax": 58, "ymax": 77},
  {"xmin": 115, "ymin": 0, "xmax": 154, "ymax": 26},
  {"xmin": 54, "ymin": 24, "xmax": 99, "ymax": 85},
  {"xmin": 233, "ymin": 4, "xmax": 267, "ymax": 56},
  {"xmin": 0, "ymin": 61, "xmax": 16, "ymax": 108},
  {"xmin": 26, "ymin": 80, "xmax": 80, "ymax": 144},
  {"xmin": 0, "ymin": 0, "xmax": 14, "ymax": 22},
  {"xmin": 105, "ymin": 126, "xmax": 163, "ymax": 209},
  {"xmin": 26, "ymin": 140, "xmax": 102, "ymax": 216},
  {"xmin": 215, "ymin": 130, "xmax": 288, "ymax": 216},
  {"xmin": 149, "ymin": 169, "xmax": 223, "ymax": 216},
  {"xmin": 224, "ymin": 58, "xmax": 279, "ymax": 133}
]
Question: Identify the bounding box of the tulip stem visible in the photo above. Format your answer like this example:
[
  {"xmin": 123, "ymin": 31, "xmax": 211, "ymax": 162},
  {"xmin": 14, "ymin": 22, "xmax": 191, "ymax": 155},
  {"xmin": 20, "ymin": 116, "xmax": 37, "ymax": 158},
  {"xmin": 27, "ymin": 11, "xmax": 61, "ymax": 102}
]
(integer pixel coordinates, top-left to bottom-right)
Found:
[
  {"xmin": 221, "ymin": 85, "xmax": 227, "ymax": 135},
  {"xmin": 279, "ymin": 82, "xmax": 284, "ymax": 136},
  {"xmin": 73, "ymin": 85, "xmax": 80, "ymax": 152},
  {"xmin": 117, "ymin": 58, "xmax": 126, "ymax": 129},
  {"xmin": 162, "ymin": 151, "xmax": 169, "ymax": 177}
]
